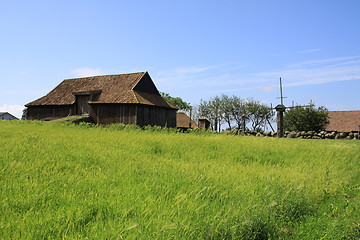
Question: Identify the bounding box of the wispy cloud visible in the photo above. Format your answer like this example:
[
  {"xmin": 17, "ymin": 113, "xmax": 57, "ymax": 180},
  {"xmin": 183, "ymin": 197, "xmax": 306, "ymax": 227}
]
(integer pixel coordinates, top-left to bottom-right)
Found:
[
  {"xmin": 299, "ymin": 48, "xmax": 322, "ymax": 54},
  {"xmin": 0, "ymin": 104, "xmax": 24, "ymax": 119},
  {"xmin": 284, "ymin": 56, "xmax": 360, "ymax": 68},
  {"xmin": 255, "ymin": 56, "xmax": 360, "ymax": 88},
  {"xmin": 172, "ymin": 66, "xmax": 214, "ymax": 75},
  {"xmin": 154, "ymin": 56, "xmax": 360, "ymax": 105},
  {"xmin": 154, "ymin": 64, "xmax": 250, "ymax": 90}
]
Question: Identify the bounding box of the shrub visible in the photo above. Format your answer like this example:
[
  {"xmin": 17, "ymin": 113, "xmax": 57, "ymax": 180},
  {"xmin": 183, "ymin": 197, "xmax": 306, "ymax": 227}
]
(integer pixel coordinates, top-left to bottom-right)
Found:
[{"xmin": 284, "ymin": 104, "xmax": 329, "ymax": 132}]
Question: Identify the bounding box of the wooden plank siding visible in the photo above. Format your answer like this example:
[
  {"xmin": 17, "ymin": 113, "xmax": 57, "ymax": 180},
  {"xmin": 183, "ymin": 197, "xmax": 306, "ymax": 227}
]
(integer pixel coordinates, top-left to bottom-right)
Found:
[
  {"xmin": 136, "ymin": 105, "xmax": 176, "ymax": 128},
  {"xmin": 27, "ymin": 105, "xmax": 74, "ymax": 120},
  {"xmin": 90, "ymin": 104, "xmax": 176, "ymax": 127},
  {"xmin": 28, "ymin": 103, "xmax": 176, "ymax": 127},
  {"xmin": 90, "ymin": 104, "xmax": 137, "ymax": 125}
]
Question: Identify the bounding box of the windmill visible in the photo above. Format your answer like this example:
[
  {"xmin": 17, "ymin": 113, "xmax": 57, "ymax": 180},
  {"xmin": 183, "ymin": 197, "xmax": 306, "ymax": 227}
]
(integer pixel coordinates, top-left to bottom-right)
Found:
[
  {"xmin": 274, "ymin": 77, "xmax": 287, "ymax": 137},
  {"xmin": 274, "ymin": 78, "xmax": 314, "ymax": 137}
]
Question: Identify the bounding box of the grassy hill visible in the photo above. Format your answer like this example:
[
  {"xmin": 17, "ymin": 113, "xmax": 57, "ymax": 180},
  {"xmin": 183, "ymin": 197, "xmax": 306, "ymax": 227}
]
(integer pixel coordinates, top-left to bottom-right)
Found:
[{"xmin": 0, "ymin": 121, "xmax": 359, "ymax": 239}]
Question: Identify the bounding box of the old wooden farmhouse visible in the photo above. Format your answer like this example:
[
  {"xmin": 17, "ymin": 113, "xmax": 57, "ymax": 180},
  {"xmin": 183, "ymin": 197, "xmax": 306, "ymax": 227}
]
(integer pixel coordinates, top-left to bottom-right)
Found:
[{"xmin": 25, "ymin": 72, "xmax": 178, "ymax": 127}]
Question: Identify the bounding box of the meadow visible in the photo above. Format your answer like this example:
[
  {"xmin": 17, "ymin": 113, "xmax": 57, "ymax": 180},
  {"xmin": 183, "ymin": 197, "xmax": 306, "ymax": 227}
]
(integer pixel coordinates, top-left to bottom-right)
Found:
[{"xmin": 0, "ymin": 120, "xmax": 359, "ymax": 239}]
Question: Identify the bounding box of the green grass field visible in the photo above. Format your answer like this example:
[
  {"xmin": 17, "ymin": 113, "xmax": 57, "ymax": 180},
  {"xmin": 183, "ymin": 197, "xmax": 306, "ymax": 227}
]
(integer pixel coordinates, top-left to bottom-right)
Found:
[{"xmin": 0, "ymin": 121, "xmax": 359, "ymax": 239}]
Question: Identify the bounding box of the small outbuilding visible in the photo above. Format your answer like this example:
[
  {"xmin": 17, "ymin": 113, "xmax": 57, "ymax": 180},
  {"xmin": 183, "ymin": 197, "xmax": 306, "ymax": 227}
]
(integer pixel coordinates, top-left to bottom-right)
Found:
[
  {"xmin": 0, "ymin": 112, "xmax": 18, "ymax": 120},
  {"xmin": 198, "ymin": 117, "xmax": 211, "ymax": 130},
  {"xmin": 176, "ymin": 112, "xmax": 198, "ymax": 130},
  {"xmin": 325, "ymin": 110, "xmax": 360, "ymax": 132},
  {"xmin": 25, "ymin": 72, "xmax": 178, "ymax": 127}
]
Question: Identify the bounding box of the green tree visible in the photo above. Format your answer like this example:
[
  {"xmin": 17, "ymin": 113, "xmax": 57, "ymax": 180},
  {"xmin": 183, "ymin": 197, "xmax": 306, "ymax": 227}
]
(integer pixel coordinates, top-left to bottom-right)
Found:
[
  {"xmin": 197, "ymin": 97, "xmax": 223, "ymax": 132},
  {"xmin": 246, "ymin": 99, "xmax": 274, "ymax": 131},
  {"xmin": 21, "ymin": 107, "xmax": 28, "ymax": 120},
  {"xmin": 219, "ymin": 94, "xmax": 234, "ymax": 130},
  {"xmin": 160, "ymin": 92, "xmax": 192, "ymax": 111},
  {"xmin": 284, "ymin": 104, "xmax": 329, "ymax": 132},
  {"xmin": 196, "ymin": 95, "xmax": 274, "ymax": 132},
  {"xmin": 210, "ymin": 96, "xmax": 223, "ymax": 132},
  {"xmin": 228, "ymin": 95, "xmax": 248, "ymax": 130}
]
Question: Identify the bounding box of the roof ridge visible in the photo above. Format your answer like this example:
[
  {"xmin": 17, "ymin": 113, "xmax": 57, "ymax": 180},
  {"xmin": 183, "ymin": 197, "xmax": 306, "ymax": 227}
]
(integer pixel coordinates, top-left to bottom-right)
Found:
[
  {"xmin": 131, "ymin": 71, "xmax": 147, "ymax": 90},
  {"xmin": 63, "ymin": 72, "xmax": 146, "ymax": 81}
]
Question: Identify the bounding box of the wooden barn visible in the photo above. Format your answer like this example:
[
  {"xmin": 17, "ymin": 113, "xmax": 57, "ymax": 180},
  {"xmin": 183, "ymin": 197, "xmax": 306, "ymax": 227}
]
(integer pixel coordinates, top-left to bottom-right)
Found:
[{"xmin": 25, "ymin": 72, "xmax": 178, "ymax": 127}]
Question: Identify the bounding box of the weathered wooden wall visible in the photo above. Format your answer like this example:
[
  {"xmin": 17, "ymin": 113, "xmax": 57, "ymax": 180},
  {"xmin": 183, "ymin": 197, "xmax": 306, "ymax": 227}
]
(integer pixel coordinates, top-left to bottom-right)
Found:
[
  {"xmin": 136, "ymin": 105, "xmax": 176, "ymax": 128},
  {"xmin": 27, "ymin": 105, "xmax": 74, "ymax": 120},
  {"xmin": 27, "ymin": 103, "xmax": 176, "ymax": 127},
  {"xmin": 90, "ymin": 104, "xmax": 176, "ymax": 127},
  {"xmin": 198, "ymin": 119, "xmax": 211, "ymax": 130},
  {"xmin": 90, "ymin": 104, "xmax": 137, "ymax": 125}
]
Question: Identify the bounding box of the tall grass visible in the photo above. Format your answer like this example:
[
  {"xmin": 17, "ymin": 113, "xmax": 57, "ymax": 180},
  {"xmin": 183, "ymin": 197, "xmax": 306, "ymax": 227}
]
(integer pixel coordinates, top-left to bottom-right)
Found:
[{"xmin": 0, "ymin": 120, "xmax": 359, "ymax": 239}]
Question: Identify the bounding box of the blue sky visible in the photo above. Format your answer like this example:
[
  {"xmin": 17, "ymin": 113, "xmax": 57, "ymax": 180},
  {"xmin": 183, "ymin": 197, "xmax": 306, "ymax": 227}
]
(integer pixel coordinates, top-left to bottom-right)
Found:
[{"xmin": 1, "ymin": 0, "xmax": 360, "ymax": 118}]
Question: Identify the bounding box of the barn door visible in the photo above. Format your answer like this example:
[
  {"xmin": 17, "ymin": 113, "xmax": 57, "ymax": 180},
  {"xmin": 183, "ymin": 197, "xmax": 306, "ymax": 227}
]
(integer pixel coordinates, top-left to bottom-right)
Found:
[{"xmin": 76, "ymin": 95, "xmax": 91, "ymax": 115}]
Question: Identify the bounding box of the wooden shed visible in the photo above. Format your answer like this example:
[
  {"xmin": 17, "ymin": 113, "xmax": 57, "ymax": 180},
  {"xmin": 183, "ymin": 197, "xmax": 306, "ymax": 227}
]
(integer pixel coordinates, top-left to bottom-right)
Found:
[
  {"xmin": 198, "ymin": 117, "xmax": 211, "ymax": 130},
  {"xmin": 25, "ymin": 72, "xmax": 178, "ymax": 127},
  {"xmin": 176, "ymin": 112, "xmax": 198, "ymax": 130}
]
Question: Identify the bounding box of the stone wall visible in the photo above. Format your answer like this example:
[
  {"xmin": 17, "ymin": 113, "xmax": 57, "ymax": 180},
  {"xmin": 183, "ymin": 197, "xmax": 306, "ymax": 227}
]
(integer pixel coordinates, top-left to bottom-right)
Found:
[{"xmin": 225, "ymin": 129, "xmax": 360, "ymax": 140}]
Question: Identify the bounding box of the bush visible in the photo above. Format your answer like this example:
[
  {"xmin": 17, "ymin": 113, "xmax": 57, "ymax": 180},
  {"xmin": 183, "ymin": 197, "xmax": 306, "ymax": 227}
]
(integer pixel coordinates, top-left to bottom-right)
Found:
[{"xmin": 284, "ymin": 104, "xmax": 329, "ymax": 132}]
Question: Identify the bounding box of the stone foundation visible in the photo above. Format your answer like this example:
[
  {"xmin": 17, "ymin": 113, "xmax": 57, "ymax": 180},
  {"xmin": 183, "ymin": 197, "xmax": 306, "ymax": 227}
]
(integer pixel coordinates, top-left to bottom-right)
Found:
[{"xmin": 225, "ymin": 129, "xmax": 360, "ymax": 140}]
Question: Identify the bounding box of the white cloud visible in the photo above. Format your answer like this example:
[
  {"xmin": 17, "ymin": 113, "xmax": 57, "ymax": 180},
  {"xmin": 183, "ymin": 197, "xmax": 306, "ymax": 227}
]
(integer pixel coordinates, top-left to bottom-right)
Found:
[
  {"xmin": 299, "ymin": 48, "xmax": 322, "ymax": 54},
  {"xmin": 0, "ymin": 104, "xmax": 24, "ymax": 119},
  {"xmin": 284, "ymin": 56, "xmax": 360, "ymax": 68},
  {"xmin": 70, "ymin": 67, "xmax": 106, "ymax": 78},
  {"xmin": 154, "ymin": 64, "xmax": 251, "ymax": 91},
  {"xmin": 250, "ymin": 56, "xmax": 360, "ymax": 90},
  {"xmin": 173, "ymin": 66, "xmax": 214, "ymax": 75},
  {"xmin": 157, "ymin": 66, "xmax": 214, "ymax": 76},
  {"xmin": 170, "ymin": 56, "xmax": 360, "ymax": 103}
]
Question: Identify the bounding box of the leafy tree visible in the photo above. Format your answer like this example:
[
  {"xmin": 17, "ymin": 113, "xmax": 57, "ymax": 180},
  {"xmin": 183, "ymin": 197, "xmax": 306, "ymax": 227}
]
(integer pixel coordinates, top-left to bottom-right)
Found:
[
  {"xmin": 160, "ymin": 92, "xmax": 192, "ymax": 111},
  {"xmin": 227, "ymin": 95, "xmax": 248, "ymax": 130},
  {"xmin": 284, "ymin": 103, "xmax": 329, "ymax": 132},
  {"xmin": 210, "ymin": 96, "xmax": 223, "ymax": 132},
  {"xmin": 246, "ymin": 99, "xmax": 274, "ymax": 131},
  {"xmin": 197, "ymin": 99, "xmax": 213, "ymax": 129},
  {"xmin": 196, "ymin": 95, "xmax": 273, "ymax": 132},
  {"xmin": 218, "ymin": 95, "xmax": 249, "ymax": 130},
  {"xmin": 21, "ymin": 108, "xmax": 27, "ymax": 120},
  {"xmin": 198, "ymin": 97, "xmax": 223, "ymax": 132},
  {"xmin": 219, "ymin": 94, "xmax": 237, "ymax": 130}
]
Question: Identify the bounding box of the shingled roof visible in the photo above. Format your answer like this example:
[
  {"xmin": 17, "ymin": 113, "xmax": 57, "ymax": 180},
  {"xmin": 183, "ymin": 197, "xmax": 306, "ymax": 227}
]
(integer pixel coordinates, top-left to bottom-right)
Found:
[
  {"xmin": 26, "ymin": 72, "xmax": 177, "ymax": 109},
  {"xmin": 325, "ymin": 110, "xmax": 360, "ymax": 132},
  {"xmin": 176, "ymin": 112, "xmax": 198, "ymax": 129}
]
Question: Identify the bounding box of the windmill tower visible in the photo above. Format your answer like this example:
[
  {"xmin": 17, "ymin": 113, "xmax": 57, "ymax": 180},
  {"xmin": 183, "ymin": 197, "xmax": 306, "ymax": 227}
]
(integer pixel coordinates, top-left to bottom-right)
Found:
[{"xmin": 275, "ymin": 78, "xmax": 287, "ymax": 137}]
